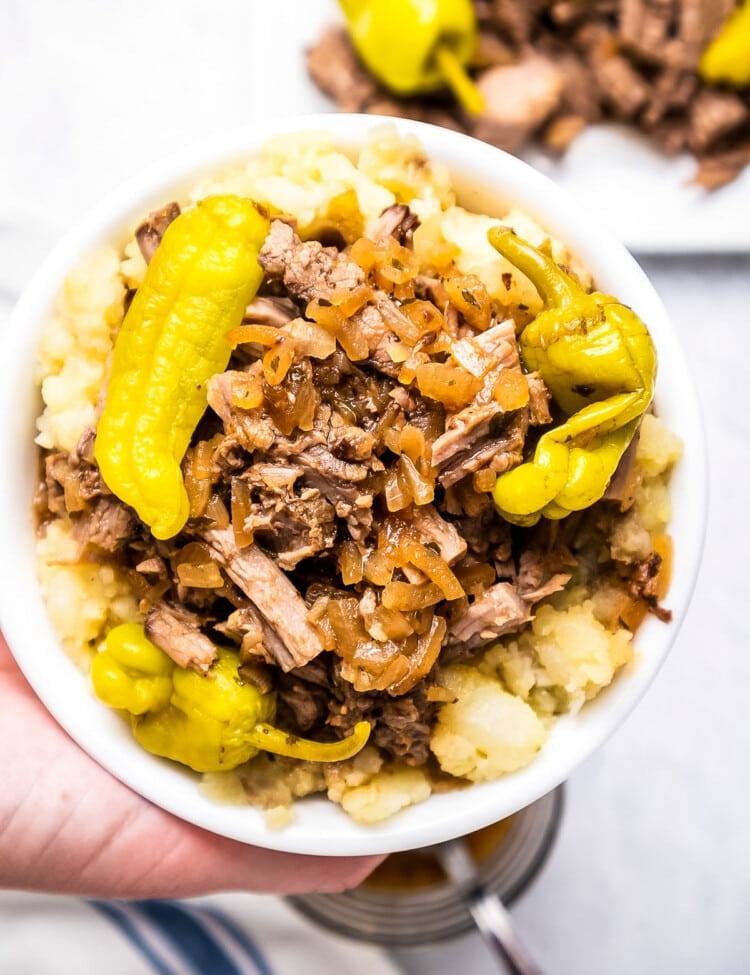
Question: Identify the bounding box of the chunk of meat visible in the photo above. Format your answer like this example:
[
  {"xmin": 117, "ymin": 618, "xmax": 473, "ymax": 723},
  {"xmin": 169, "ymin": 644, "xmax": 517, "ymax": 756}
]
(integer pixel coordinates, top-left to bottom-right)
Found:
[
  {"xmin": 408, "ymin": 504, "xmax": 467, "ymax": 565},
  {"xmin": 349, "ymin": 304, "xmax": 401, "ymax": 378},
  {"xmin": 446, "ymin": 581, "xmax": 531, "ymax": 651},
  {"xmin": 432, "ymin": 320, "xmax": 521, "ymax": 471},
  {"xmin": 473, "ymin": 56, "xmax": 565, "ymax": 151},
  {"xmin": 526, "ymin": 372, "xmax": 552, "ymax": 426},
  {"xmin": 627, "ymin": 553, "xmax": 672, "ymax": 622},
  {"xmin": 481, "ymin": 0, "xmax": 545, "ymax": 46},
  {"xmin": 43, "ymin": 451, "xmax": 107, "ymax": 517},
  {"xmin": 203, "ymin": 527, "xmax": 325, "ymax": 670},
  {"xmin": 214, "ymin": 604, "xmax": 292, "ymax": 667},
  {"xmin": 438, "ymin": 411, "xmax": 529, "ymax": 488},
  {"xmin": 516, "ymin": 546, "xmax": 573, "ymax": 603},
  {"xmin": 618, "ymin": 0, "xmax": 674, "ymax": 61},
  {"xmin": 371, "ymin": 204, "xmax": 420, "ymax": 246},
  {"xmin": 72, "ymin": 496, "xmax": 138, "ymax": 553},
  {"xmin": 592, "ymin": 54, "xmax": 651, "ymax": 119},
  {"xmin": 328, "ymin": 424, "xmax": 376, "ymax": 461},
  {"xmin": 453, "ymin": 506, "xmax": 512, "ymax": 561},
  {"xmin": 258, "ymin": 220, "xmax": 364, "ymax": 305},
  {"xmin": 305, "ymin": 26, "xmax": 378, "ymax": 112},
  {"xmin": 206, "ymin": 368, "xmax": 277, "ymax": 453},
  {"xmin": 244, "ymin": 488, "xmax": 337, "ymax": 571},
  {"xmin": 145, "ymin": 602, "xmax": 217, "ymax": 674},
  {"xmin": 135, "ymin": 202, "xmax": 181, "ymax": 264},
  {"xmin": 688, "ymin": 89, "xmax": 749, "ymax": 153},
  {"xmin": 693, "ymin": 143, "xmax": 750, "ymax": 191},
  {"xmin": 243, "ymin": 295, "xmax": 299, "ymax": 328},
  {"xmin": 295, "ymin": 445, "xmax": 374, "ymax": 541}
]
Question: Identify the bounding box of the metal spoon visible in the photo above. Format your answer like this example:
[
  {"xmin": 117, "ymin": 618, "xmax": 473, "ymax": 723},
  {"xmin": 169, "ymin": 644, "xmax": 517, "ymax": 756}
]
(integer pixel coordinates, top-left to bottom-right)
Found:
[{"xmin": 431, "ymin": 837, "xmax": 546, "ymax": 975}]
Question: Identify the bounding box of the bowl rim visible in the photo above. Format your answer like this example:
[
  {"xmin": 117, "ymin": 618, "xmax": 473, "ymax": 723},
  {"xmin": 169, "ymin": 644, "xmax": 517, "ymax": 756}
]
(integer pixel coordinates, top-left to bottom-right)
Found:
[{"xmin": 0, "ymin": 113, "xmax": 708, "ymax": 855}]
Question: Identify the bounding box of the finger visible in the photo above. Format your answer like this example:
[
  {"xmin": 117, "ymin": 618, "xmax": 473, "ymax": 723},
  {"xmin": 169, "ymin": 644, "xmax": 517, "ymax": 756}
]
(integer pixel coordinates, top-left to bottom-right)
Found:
[{"xmin": 0, "ymin": 632, "xmax": 383, "ymax": 898}]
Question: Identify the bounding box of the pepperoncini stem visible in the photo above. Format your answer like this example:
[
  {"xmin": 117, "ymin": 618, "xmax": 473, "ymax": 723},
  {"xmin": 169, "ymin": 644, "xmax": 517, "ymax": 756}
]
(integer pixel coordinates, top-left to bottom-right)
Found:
[
  {"xmin": 488, "ymin": 227, "xmax": 583, "ymax": 308},
  {"xmin": 434, "ymin": 45, "xmax": 485, "ymax": 116},
  {"xmin": 337, "ymin": 0, "xmax": 481, "ymax": 106},
  {"xmin": 487, "ymin": 227, "xmax": 657, "ymax": 525},
  {"xmin": 699, "ymin": 0, "xmax": 750, "ymax": 87},
  {"xmin": 247, "ymin": 722, "xmax": 372, "ymax": 762}
]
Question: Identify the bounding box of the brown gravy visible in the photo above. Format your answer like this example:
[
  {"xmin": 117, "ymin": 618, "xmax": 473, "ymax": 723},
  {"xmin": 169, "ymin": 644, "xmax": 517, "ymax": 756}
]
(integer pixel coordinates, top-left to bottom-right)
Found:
[{"xmin": 362, "ymin": 815, "xmax": 516, "ymax": 893}]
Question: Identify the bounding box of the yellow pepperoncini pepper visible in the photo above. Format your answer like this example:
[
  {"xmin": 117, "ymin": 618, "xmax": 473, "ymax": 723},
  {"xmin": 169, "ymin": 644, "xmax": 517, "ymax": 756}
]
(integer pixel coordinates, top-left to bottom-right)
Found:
[
  {"xmin": 338, "ymin": 0, "xmax": 485, "ymax": 115},
  {"xmin": 92, "ymin": 623, "xmax": 371, "ymax": 773},
  {"xmin": 487, "ymin": 227, "xmax": 657, "ymax": 527},
  {"xmin": 95, "ymin": 196, "xmax": 270, "ymax": 541},
  {"xmin": 699, "ymin": 0, "xmax": 750, "ymax": 87}
]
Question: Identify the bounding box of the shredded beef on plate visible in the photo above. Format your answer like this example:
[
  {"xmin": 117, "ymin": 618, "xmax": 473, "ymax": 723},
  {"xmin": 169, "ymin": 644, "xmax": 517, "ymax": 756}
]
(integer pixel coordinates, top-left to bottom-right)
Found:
[{"xmin": 306, "ymin": 0, "xmax": 750, "ymax": 189}]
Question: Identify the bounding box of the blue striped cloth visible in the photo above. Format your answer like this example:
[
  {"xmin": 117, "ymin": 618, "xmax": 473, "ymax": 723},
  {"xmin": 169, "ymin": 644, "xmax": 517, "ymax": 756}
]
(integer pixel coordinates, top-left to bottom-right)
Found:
[
  {"xmin": 0, "ymin": 892, "xmax": 400, "ymax": 975},
  {"xmin": 90, "ymin": 900, "xmax": 275, "ymax": 975}
]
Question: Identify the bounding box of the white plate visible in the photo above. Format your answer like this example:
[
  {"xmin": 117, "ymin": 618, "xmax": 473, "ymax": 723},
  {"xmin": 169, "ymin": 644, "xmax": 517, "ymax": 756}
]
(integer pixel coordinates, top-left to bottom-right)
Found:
[{"xmin": 249, "ymin": 0, "xmax": 750, "ymax": 254}]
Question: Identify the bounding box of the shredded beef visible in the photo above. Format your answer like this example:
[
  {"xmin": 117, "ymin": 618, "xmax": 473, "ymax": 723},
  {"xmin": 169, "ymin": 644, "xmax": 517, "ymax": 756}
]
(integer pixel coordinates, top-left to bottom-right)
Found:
[
  {"xmin": 307, "ymin": 1, "xmax": 750, "ymax": 188},
  {"xmin": 203, "ymin": 527, "xmax": 325, "ymax": 670},
  {"xmin": 72, "ymin": 496, "xmax": 138, "ymax": 553},
  {"xmin": 145, "ymin": 602, "xmax": 217, "ymax": 674},
  {"xmin": 258, "ymin": 219, "xmax": 365, "ymax": 305},
  {"xmin": 243, "ymin": 295, "xmax": 299, "ymax": 328},
  {"xmin": 627, "ymin": 553, "xmax": 673, "ymax": 622},
  {"xmin": 135, "ymin": 203, "xmax": 181, "ymax": 264},
  {"xmin": 279, "ymin": 656, "xmax": 436, "ymax": 765},
  {"xmin": 446, "ymin": 582, "xmax": 531, "ymax": 651},
  {"xmin": 371, "ymin": 204, "xmax": 421, "ymax": 246}
]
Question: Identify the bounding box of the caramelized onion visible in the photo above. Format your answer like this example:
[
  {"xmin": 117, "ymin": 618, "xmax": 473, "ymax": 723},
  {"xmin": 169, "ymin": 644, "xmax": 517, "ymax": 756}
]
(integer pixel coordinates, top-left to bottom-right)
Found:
[
  {"xmin": 493, "ymin": 369, "xmax": 530, "ymax": 411},
  {"xmin": 339, "ymin": 541, "xmax": 364, "ymax": 585},
  {"xmin": 445, "ymin": 274, "xmax": 492, "ymax": 331},
  {"xmin": 415, "ymin": 362, "xmax": 481, "ymax": 410},
  {"xmin": 226, "ymin": 324, "xmax": 281, "ymax": 348},
  {"xmin": 230, "ymin": 478, "xmax": 254, "ymax": 548},
  {"xmin": 382, "ymin": 580, "xmax": 444, "ymax": 611},
  {"xmin": 262, "ymin": 337, "xmax": 295, "ymax": 386}
]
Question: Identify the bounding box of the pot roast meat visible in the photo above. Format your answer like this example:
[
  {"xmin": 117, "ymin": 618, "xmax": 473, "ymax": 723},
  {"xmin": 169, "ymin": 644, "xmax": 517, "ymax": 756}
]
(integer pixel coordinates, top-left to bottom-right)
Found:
[
  {"xmin": 135, "ymin": 202, "xmax": 181, "ymax": 264},
  {"xmin": 206, "ymin": 368, "xmax": 277, "ymax": 453},
  {"xmin": 43, "ymin": 451, "xmax": 107, "ymax": 518},
  {"xmin": 446, "ymin": 581, "xmax": 531, "ymax": 651},
  {"xmin": 72, "ymin": 496, "xmax": 138, "ymax": 554},
  {"xmin": 214, "ymin": 604, "xmax": 294, "ymax": 668},
  {"xmin": 408, "ymin": 504, "xmax": 468, "ymax": 565},
  {"xmin": 282, "ymin": 656, "xmax": 436, "ymax": 765},
  {"xmin": 307, "ymin": 0, "xmax": 750, "ymax": 189},
  {"xmin": 258, "ymin": 219, "xmax": 365, "ymax": 305},
  {"xmin": 693, "ymin": 143, "xmax": 750, "ymax": 191},
  {"xmin": 305, "ymin": 24, "xmax": 378, "ymax": 113},
  {"xmin": 688, "ymin": 89, "xmax": 749, "ymax": 154},
  {"xmin": 371, "ymin": 204, "xmax": 420, "ymax": 246},
  {"xmin": 243, "ymin": 484, "xmax": 337, "ymax": 571},
  {"xmin": 431, "ymin": 319, "xmax": 521, "ymax": 471},
  {"xmin": 473, "ymin": 56, "xmax": 565, "ymax": 151},
  {"xmin": 145, "ymin": 601, "xmax": 218, "ymax": 674},
  {"xmin": 203, "ymin": 526, "xmax": 325, "ymax": 671},
  {"xmin": 243, "ymin": 295, "xmax": 299, "ymax": 328},
  {"xmin": 516, "ymin": 546, "xmax": 574, "ymax": 603},
  {"xmin": 438, "ymin": 411, "xmax": 529, "ymax": 489}
]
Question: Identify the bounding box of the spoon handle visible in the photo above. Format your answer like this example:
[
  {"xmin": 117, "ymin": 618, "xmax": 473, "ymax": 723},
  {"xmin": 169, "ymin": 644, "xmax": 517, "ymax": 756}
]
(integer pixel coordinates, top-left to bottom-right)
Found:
[
  {"xmin": 434, "ymin": 838, "xmax": 545, "ymax": 975},
  {"xmin": 467, "ymin": 886, "xmax": 545, "ymax": 975}
]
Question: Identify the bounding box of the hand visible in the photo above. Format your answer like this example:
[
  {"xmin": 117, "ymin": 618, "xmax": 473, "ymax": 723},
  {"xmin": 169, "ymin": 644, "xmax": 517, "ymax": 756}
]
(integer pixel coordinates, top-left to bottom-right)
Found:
[{"xmin": 0, "ymin": 633, "xmax": 381, "ymax": 898}]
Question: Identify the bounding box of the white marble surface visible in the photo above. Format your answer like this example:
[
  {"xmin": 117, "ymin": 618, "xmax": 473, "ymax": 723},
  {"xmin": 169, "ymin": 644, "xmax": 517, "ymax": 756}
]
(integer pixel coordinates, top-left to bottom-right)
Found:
[{"xmin": 2, "ymin": 2, "xmax": 750, "ymax": 973}]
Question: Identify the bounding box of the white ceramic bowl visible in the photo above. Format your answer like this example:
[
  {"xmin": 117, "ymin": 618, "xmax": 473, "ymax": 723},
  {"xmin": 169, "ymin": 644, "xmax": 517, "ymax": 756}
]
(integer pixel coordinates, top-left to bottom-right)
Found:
[{"xmin": 0, "ymin": 114, "xmax": 707, "ymax": 856}]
